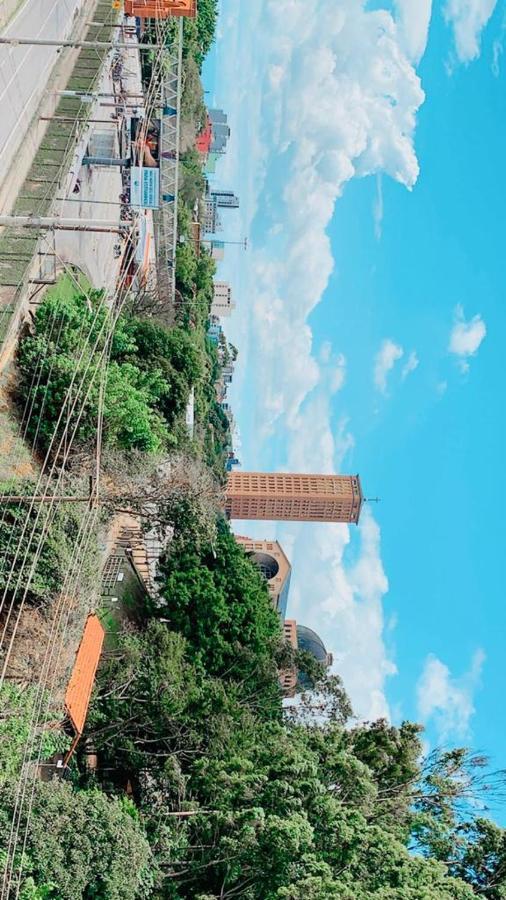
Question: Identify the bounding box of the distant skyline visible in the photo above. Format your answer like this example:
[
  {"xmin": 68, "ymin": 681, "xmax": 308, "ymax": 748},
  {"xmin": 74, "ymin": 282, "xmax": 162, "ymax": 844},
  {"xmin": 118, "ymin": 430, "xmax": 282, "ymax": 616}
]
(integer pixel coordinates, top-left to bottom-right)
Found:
[{"xmin": 203, "ymin": 0, "xmax": 506, "ymax": 778}]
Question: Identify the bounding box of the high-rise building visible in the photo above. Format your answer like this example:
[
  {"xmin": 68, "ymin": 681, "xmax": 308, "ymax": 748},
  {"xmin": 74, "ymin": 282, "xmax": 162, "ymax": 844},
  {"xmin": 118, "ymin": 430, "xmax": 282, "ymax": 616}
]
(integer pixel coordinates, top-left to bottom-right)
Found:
[
  {"xmin": 209, "ymin": 109, "xmax": 230, "ymax": 154},
  {"xmin": 203, "ymin": 196, "xmax": 222, "ymax": 235},
  {"xmin": 210, "ymin": 190, "xmax": 239, "ymax": 209},
  {"xmin": 211, "ymin": 282, "xmax": 236, "ymax": 318},
  {"xmin": 236, "ymin": 537, "xmax": 292, "ymax": 620},
  {"xmin": 226, "ymin": 472, "xmax": 363, "ymax": 524}
]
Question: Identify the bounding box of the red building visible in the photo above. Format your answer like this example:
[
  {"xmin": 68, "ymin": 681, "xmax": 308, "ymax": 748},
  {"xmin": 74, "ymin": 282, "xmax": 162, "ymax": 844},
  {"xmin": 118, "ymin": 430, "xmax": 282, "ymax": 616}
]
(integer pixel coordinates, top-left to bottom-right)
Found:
[{"xmin": 195, "ymin": 115, "xmax": 212, "ymax": 155}]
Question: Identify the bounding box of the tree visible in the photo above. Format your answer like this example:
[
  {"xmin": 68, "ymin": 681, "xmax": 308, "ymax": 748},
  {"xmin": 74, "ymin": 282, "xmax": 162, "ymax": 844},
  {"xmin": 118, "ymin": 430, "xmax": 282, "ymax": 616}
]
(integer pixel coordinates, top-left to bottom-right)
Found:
[
  {"xmin": 0, "ymin": 684, "xmax": 67, "ymax": 787},
  {"xmin": 0, "ymin": 478, "xmax": 96, "ymax": 610},
  {"xmin": 16, "ymin": 288, "xmax": 203, "ymax": 454},
  {"xmin": 448, "ymin": 818, "xmax": 506, "ymax": 898},
  {"xmin": 157, "ymin": 520, "xmax": 282, "ymax": 683},
  {"xmin": 180, "ymin": 150, "xmax": 206, "ymax": 207},
  {"xmin": 100, "ymin": 450, "xmax": 222, "ymax": 553},
  {"xmin": 0, "ymin": 783, "xmax": 154, "ymax": 900}
]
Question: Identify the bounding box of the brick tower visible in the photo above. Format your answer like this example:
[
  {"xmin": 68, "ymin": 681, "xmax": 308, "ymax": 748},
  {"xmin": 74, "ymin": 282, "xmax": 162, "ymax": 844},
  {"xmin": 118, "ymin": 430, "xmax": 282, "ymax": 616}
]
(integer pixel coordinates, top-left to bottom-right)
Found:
[{"xmin": 225, "ymin": 472, "xmax": 363, "ymax": 524}]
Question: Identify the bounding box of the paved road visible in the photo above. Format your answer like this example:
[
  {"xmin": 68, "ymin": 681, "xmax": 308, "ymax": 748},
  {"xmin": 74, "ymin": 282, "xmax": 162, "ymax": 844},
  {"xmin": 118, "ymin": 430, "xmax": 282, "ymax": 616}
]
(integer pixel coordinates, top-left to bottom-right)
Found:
[{"xmin": 0, "ymin": 0, "xmax": 83, "ymax": 178}]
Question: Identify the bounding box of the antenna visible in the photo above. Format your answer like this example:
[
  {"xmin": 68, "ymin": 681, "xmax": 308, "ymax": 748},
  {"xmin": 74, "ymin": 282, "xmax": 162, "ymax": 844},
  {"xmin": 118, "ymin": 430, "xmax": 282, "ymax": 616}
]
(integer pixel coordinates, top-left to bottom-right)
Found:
[{"xmin": 364, "ymin": 497, "xmax": 381, "ymax": 503}]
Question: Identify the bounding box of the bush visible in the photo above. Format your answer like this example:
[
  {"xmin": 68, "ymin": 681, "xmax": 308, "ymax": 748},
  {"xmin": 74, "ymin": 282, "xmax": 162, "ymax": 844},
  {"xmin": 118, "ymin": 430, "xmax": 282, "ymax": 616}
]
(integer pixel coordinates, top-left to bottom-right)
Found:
[
  {"xmin": 0, "ymin": 783, "xmax": 154, "ymax": 900},
  {"xmin": 0, "ymin": 479, "xmax": 95, "ymax": 609},
  {"xmin": 16, "ymin": 288, "xmax": 203, "ymax": 454}
]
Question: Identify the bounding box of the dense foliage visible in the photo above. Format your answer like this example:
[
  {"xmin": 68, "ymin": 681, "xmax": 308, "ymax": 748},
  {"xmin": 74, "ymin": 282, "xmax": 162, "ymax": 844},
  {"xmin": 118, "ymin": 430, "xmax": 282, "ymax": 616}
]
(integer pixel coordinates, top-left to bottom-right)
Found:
[
  {"xmin": 72, "ymin": 520, "xmax": 506, "ymax": 899},
  {"xmin": 0, "ymin": 478, "xmax": 96, "ymax": 609},
  {"xmin": 16, "ymin": 289, "xmax": 201, "ymax": 454},
  {"xmin": 175, "ymin": 205, "xmax": 233, "ymax": 479},
  {"xmin": 183, "ymin": 0, "xmax": 218, "ymax": 67},
  {"xmin": 157, "ymin": 522, "xmax": 281, "ymax": 678},
  {"xmin": 3, "ymin": 512, "xmax": 506, "ymax": 899},
  {"xmin": 0, "ymin": 685, "xmax": 152, "ymax": 899}
]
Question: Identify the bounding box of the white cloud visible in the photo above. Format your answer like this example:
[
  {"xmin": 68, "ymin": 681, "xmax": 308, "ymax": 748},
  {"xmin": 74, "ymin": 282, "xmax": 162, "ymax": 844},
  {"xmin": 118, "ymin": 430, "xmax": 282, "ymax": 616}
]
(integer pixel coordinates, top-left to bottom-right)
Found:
[
  {"xmin": 226, "ymin": 0, "xmax": 425, "ymax": 440},
  {"xmin": 374, "ymin": 339, "xmax": 404, "ymax": 393},
  {"xmin": 444, "ymin": 0, "xmax": 498, "ymax": 62},
  {"xmin": 449, "ymin": 304, "xmax": 487, "ymax": 363},
  {"xmin": 395, "ymin": 0, "xmax": 433, "ymax": 62},
  {"xmin": 331, "ymin": 353, "xmax": 347, "ymax": 394},
  {"xmin": 492, "ymin": 35, "xmax": 503, "ymax": 73},
  {"xmin": 274, "ymin": 508, "xmax": 395, "ymax": 721},
  {"xmin": 401, "ymin": 350, "xmax": 419, "ymax": 380},
  {"xmin": 319, "ymin": 340, "xmax": 332, "ymax": 364},
  {"xmin": 286, "ymin": 392, "xmax": 353, "ymax": 476},
  {"xmin": 215, "ymin": 0, "xmax": 427, "ymax": 720},
  {"xmin": 492, "ymin": 10, "xmax": 506, "ymax": 74},
  {"xmin": 417, "ymin": 650, "xmax": 485, "ymax": 742}
]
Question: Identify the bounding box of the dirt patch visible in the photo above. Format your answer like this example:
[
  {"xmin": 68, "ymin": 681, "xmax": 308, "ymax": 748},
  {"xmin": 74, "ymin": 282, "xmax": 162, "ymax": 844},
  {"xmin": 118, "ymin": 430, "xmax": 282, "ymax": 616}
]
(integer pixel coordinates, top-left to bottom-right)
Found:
[
  {"xmin": 0, "ymin": 366, "xmax": 36, "ymax": 483},
  {"xmin": 180, "ymin": 120, "xmax": 198, "ymax": 153},
  {"xmin": 1, "ymin": 599, "xmax": 88, "ymax": 713}
]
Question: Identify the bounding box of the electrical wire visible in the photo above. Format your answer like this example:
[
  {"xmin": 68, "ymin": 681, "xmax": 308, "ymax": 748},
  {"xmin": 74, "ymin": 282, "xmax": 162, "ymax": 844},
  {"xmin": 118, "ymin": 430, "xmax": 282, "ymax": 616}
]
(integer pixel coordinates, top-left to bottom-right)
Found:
[{"xmin": 1, "ymin": 14, "xmax": 179, "ymax": 894}]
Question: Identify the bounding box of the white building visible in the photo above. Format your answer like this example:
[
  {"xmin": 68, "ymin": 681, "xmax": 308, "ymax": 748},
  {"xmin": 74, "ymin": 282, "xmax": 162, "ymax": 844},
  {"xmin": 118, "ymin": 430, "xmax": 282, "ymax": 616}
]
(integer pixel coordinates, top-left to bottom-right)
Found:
[{"xmin": 211, "ymin": 281, "xmax": 236, "ymax": 318}]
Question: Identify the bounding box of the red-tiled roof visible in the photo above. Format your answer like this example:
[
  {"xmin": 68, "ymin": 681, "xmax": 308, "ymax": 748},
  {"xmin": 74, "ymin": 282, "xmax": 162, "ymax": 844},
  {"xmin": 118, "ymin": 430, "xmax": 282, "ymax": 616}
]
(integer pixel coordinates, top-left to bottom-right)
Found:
[
  {"xmin": 196, "ymin": 117, "xmax": 212, "ymax": 155},
  {"xmin": 65, "ymin": 614, "xmax": 105, "ymax": 736}
]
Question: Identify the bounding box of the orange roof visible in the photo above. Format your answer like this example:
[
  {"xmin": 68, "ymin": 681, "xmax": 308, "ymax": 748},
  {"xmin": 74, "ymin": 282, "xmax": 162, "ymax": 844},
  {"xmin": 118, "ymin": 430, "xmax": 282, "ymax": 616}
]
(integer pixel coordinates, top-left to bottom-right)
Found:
[
  {"xmin": 124, "ymin": 0, "xmax": 196, "ymax": 17},
  {"xmin": 65, "ymin": 614, "xmax": 105, "ymax": 736}
]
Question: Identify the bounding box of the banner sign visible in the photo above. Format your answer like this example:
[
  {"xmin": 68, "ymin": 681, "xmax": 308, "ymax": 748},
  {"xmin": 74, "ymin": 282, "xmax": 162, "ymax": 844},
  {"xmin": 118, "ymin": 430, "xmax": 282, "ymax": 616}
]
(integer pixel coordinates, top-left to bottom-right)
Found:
[{"xmin": 130, "ymin": 166, "xmax": 160, "ymax": 209}]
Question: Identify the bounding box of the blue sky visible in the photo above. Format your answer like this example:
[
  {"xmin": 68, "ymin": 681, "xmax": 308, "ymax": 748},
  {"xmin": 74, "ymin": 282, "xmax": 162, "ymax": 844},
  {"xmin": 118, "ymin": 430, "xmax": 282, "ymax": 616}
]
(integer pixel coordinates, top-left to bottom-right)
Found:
[{"xmin": 203, "ymin": 0, "xmax": 506, "ymax": 767}]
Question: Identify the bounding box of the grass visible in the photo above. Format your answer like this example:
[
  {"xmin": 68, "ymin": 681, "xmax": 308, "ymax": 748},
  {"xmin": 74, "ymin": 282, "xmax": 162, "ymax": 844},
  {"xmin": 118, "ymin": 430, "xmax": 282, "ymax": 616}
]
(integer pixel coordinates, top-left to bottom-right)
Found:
[{"xmin": 45, "ymin": 269, "xmax": 92, "ymax": 302}]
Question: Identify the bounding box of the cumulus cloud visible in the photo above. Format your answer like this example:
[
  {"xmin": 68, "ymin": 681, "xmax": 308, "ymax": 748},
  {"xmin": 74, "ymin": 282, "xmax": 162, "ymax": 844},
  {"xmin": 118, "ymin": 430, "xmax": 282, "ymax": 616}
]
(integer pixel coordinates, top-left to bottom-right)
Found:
[
  {"xmin": 237, "ymin": 0, "xmax": 425, "ymax": 438},
  {"xmin": 278, "ymin": 509, "xmax": 395, "ymax": 721},
  {"xmin": 217, "ymin": 0, "xmax": 427, "ymax": 720},
  {"xmin": 444, "ymin": 0, "xmax": 498, "ymax": 62},
  {"xmin": 395, "ymin": 0, "xmax": 433, "ymax": 61},
  {"xmin": 374, "ymin": 339, "xmax": 404, "ymax": 393},
  {"xmin": 417, "ymin": 650, "xmax": 485, "ymax": 742},
  {"xmin": 449, "ymin": 304, "xmax": 487, "ymax": 368},
  {"xmin": 401, "ymin": 350, "xmax": 419, "ymax": 380}
]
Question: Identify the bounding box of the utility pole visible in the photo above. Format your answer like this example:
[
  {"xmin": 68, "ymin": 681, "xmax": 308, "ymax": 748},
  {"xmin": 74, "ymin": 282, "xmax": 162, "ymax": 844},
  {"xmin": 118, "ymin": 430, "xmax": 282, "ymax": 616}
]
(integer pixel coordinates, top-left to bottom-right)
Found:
[
  {"xmin": 0, "ymin": 215, "xmax": 125, "ymax": 234},
  {"xmin": 81, "ymin": 156, "xmax": 130, "ymax": 167},
  {"xmin": 40, "ymin": 116, "xmax": 119, "ymax": 124},
  {"xmin": 55, "ymin": 90, "xmax": 145, "ymax": 100},
  {"xmin": 202, "ymin": 237, "xmax": 248, "ymax": 249},
  {"xmin": 0, "ymin": 37, "xmax": 165, "ymax": 50}
]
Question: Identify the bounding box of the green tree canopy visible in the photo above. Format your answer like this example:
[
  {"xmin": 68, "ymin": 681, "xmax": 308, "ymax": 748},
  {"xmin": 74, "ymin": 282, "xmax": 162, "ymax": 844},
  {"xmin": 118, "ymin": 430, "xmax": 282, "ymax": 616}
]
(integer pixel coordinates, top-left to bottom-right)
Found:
[{"xmin": 16, "ymin": 288, "xmax": 203, "ymax": 453}]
